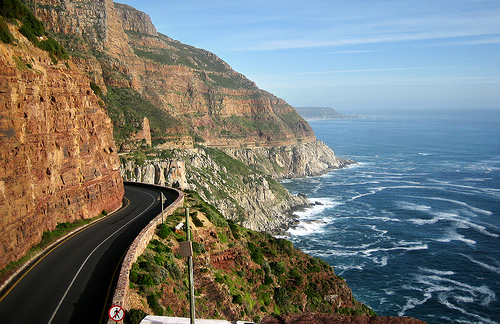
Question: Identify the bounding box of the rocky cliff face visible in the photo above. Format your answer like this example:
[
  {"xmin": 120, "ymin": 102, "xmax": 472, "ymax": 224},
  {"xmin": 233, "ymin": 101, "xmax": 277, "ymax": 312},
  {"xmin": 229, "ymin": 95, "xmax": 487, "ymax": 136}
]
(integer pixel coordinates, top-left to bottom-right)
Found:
[
  {"xmin": 121, "ymin": 147, "xmax": 310, "ymax": 233},
  {"xmin": 0, "ymin": 22, "xmax": 124, "ymax": 269},
  {"xmin": 224, "ymin": 140, "xmax": 355, "ymax": 179},
  {"xmin": 27, "ymin": 0, "xmax": 316, "ymax": 148},
  {"xmin": 119, "ymin": 140, "xmax": 354, "ymax": 233},
  {"xmin": 261, "ymin": 313, "xmax": 427, "ymax": 324}
]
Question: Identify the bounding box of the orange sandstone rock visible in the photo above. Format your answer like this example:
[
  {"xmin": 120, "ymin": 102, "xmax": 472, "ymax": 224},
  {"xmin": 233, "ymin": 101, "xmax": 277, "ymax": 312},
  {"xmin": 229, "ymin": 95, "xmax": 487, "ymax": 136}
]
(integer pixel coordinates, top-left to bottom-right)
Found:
[{"xmin": 0, "ymin": 28, "xmax": 124, "ymax": 269}]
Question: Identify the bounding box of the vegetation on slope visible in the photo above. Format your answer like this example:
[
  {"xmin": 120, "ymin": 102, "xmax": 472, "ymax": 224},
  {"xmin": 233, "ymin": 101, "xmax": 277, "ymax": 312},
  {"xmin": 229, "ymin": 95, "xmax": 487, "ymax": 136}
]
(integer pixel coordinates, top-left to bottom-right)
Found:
[
  {"xmin": 0, "ymin": 0, "xmax": 68, "ymax": 62},
  {"xmin": 103, "ymin": 86, "xmax": 184, "ymax": 145},
  {"xmin": 126, "ymin": 191, "xmax": 375, "ymax": 323}
]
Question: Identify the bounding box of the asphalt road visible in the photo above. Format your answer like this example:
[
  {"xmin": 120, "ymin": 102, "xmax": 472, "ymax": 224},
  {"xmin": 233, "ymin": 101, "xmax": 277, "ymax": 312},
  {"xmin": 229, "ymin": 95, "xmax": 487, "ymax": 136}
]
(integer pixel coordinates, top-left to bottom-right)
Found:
[{"xmin": 0, "ymin": 183, "xmax": 176, "ymax": 324}]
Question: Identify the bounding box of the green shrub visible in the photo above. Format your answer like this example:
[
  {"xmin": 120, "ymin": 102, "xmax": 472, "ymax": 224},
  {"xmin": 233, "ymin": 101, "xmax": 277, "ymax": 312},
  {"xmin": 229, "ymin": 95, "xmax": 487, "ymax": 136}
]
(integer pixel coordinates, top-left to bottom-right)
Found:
[
  {"xmin": 227, "ymin": 220, "xmax": 241, "ymax": 239},
  {"xmin": 126, "ymin": 309, "xmax": 146, "ymax": 324},
  {"xmin": 38, "ymin": 36, "xmax": 68, "ymax": 59},
  {"xmin": 147, "ymin": 294, "xmax": 164, "ymax": 315},
  {"xmin": 138, "ymin": 273, "xmax": 154, "ymax": 286},
  {"xmin": 232, "ymin": 294, "xmax": 243, "ymax": 305},
  {"xmin": 90, "ymin": 81, "xmax": 103, "ymax": 98},
  {"xmin": 157, "ymin": 223, "xmax": 172, "ymax": 239},
  {"xmin": 164, "ymin": 262, "xmax": 181, "ymax": 280},
  {"xmin": 192, "ymin": 241, "xmax": 206, "ymax": 254},
  {"xmin": 247, "ymin": 242, "xmax": 264, "ymax": 265},
  {"xmin": 153, "ymin": 254, "xmax": 165, "ymax": 266},
  {"xmin": 273, "ymin": 287, "xmax": 288, "ymax": 307},
  {"xmin": 129, "ymin": 262, "xmax": 141, "ymax": 283},
  {"xmin": 149, "ymin": 239, "xmax": 169, "ymax": 253},
  {"xmin": 0, "ymin": 16, "xmax": 14, "ymax": 43},
  {"xmin": 270, "ymin": 261, "xmax": 286, "ymax": 276},
  {"xmin": 192, "ymin": 213, "xmax": 204, "ymax": 227}
]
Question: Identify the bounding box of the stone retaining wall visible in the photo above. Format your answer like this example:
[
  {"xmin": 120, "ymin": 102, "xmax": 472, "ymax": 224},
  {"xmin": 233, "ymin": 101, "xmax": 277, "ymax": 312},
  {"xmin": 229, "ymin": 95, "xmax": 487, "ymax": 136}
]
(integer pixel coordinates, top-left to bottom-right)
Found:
[{"xmin": 108, "ymin": 182, "xmax": 184, "ymax": 322}]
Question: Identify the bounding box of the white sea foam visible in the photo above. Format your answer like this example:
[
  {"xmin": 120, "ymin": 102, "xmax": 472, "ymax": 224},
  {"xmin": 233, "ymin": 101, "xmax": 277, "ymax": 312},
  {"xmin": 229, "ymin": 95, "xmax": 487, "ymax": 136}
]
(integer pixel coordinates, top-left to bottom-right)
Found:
[
  {"xmin": 414, "ymin": 272, "xmax": 496, "ymax": 309},
  {"xmin": 437, "ymin": 293, "xmax": 497, "ymax": 324},
  {"xmin": 288, "ymin": 198, "xmax": 340, "ymax": 236},
  {"xmin": 435, "ymin": 227, "xmax": 476, "ymax": 245},
  {"xmin": 419, "ymin": 267, "xmax": 455, "ymax": 276},
  {"xmin": 361, "ymin": 242, "xmax": 428, "ymax": 257},
  {"xmin": 426, "ymin": 197, "xmax": 493, "ymax": 215},
  {"xmin": 461, "ymin": 254, "xmax": 500, "ymax": 275},
  {"xmin": 293, "ymin": 197, "xmax": 341, "ymax": 219},
  {"xmin": 288, "ymin": 220, "xmax": 329, "ymax": 236},
  {"xmin": 398, "ymin": 293, "xmax": 432, "ymax": 317},
  {"xmin": 373, "ymin": 255, "xmax": 388, "ymax": 267},
  {"xmin": 349, "ymin": 188, "xmax": 383, "ymax": 200},
  {"xmin": 407, "ymin": 211, "xmax": 459, "ymax": 225},
  {"xmin": 428, "ymin": 178, "xmax": 495, "ymax": 196},
  {"xmin": 396, "ymin": 201, "xmax": 432, "ymax": 212}
]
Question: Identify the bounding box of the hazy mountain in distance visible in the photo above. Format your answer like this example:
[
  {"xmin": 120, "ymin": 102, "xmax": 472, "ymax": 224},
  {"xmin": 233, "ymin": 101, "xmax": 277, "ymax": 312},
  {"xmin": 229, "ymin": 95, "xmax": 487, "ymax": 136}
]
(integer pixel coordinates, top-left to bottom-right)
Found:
[{"xmin": 295, "ymin": 107, "xmax": 360, "ymax": 120}]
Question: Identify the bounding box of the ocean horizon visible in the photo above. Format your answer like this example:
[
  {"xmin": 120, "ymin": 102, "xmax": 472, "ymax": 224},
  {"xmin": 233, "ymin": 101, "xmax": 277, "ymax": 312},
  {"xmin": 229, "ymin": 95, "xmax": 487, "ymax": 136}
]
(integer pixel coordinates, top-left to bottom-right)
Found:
[{"xmin": 282, "ymin": 108, "xmax": 500, "ymax": 324}]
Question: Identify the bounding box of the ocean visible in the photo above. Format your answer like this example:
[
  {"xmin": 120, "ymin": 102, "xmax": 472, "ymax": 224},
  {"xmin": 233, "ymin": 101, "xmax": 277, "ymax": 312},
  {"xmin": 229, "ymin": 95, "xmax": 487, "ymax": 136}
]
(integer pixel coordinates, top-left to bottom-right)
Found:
[{"xmin": 281, "ymin": 108, "xmax": 500, "ymax": 324}]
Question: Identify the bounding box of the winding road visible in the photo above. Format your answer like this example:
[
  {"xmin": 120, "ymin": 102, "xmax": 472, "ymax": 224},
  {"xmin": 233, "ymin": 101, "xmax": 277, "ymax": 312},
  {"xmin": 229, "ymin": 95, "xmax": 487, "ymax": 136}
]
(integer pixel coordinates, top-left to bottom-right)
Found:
[{"xmin": 0, "ymin": 183, "xmax": 176, "ymax": 323}]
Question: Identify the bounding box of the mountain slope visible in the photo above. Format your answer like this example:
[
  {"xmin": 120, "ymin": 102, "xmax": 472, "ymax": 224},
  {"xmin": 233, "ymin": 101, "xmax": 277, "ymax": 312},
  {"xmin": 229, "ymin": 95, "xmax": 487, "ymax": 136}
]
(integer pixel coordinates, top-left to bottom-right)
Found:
[{"xmin": 26, "ymin": 0, "xmax": 315, "ymax": 148}]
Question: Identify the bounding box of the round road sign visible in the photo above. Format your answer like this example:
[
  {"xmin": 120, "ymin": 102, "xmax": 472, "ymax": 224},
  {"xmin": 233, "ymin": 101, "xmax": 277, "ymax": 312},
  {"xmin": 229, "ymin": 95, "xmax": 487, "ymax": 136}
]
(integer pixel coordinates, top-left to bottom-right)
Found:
[{"xmin": 108, "ymin": 305, "xmax": 125, "ymax": 321}]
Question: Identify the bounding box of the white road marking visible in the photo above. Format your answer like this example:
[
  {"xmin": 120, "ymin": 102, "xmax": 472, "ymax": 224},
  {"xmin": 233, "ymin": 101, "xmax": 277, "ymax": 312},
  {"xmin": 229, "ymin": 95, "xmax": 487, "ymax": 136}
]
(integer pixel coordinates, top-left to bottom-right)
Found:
[{"xmin": 47, "ymin": 188, "xmax": 157, "ymax": 324}]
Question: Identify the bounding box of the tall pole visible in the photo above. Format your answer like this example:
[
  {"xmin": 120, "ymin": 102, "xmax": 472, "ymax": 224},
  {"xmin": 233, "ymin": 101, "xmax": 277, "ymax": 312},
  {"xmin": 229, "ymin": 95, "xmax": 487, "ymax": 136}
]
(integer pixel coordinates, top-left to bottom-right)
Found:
[
  {"xmin": 185, "ymin": 207, "xmax": 195, "ymax": 324},
  {"xmin": 161, "ymin": 192, "xmax": 165, "ymax": 223}
]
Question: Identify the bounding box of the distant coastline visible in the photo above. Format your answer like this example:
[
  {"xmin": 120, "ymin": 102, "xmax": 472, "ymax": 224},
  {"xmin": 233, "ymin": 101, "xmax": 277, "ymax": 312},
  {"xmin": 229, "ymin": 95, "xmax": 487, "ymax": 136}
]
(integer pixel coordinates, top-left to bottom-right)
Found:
[{"xmin": 295, "ymin": 106, "xmax": 362, "ymax": 120}]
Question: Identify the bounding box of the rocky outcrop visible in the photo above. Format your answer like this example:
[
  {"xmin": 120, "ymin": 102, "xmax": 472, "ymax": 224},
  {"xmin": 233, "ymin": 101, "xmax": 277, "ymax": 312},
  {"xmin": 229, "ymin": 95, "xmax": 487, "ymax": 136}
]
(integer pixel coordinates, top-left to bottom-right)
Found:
[
  {"xmin": 128, "ymin": 117, "xmax": 151, "ymax": 146},
  {"xmin": 0, "ymin": 23, "xmax": 124, "ymax": 269},
  {"xmin": 261, "ymin": 314, "xmax": 427, "ymax": 324},
  {"xmin": 114, "ymin": 3, "xmax": 157, "ymax": 37},
  {"xmin": 120, "ymin": 158, "xmax": 188, "ymax": 189},
  {"xmin": 224, "ymin": 140, "xmax": 355, "ymax": 179}
]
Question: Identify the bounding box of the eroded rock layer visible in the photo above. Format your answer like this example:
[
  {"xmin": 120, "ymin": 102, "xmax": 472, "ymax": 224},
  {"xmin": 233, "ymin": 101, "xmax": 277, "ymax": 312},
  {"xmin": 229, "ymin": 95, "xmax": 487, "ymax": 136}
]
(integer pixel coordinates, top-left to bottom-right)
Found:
[{"xmin": 0, "ymin": 27, "xmax": 124, "ymax": 269}]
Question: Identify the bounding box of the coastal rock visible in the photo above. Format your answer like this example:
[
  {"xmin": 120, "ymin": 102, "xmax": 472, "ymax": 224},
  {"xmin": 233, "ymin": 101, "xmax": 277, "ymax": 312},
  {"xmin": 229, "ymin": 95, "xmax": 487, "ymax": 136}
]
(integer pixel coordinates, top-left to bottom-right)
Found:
[
  {"xmin": 0, "ymin": 25, "xmax": 124, "ymax": 269},
  {"xmin": 120, "ymin": 147, "xmax": 310, "ymax": 233},
  {"xmin": 261, "ymin": 314, "xmax": 427, "ymax": 324},
  {"xmin": 223, "ymin": 140, "xmax": 355, "ymax": 179},
  {"xmin": 121, "ymin": 159, "xmax": 188, "ymax": 189}
]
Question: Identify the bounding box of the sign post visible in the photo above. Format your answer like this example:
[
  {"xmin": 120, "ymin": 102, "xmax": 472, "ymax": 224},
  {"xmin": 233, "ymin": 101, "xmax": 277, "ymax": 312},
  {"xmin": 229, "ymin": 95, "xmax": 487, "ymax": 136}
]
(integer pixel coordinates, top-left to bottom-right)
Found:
[
  {"xmin": 108, "ymin": 305, "xmax": 125, "ymax": 322},
  {"xmin": 161, "ymin": 192, "xmax": 165, "ymax": 223},
  {"xmin": 185, "ymin": 207, "xmax": 195, "ymax": 324}
]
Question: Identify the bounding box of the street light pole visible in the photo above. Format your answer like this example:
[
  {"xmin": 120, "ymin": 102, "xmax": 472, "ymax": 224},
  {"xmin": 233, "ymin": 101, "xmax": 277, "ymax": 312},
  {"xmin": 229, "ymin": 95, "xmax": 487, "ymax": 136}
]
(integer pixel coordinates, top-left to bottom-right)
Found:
[{"xmin": 185, "ymin": 207, "xmax": 195, "ymax": 324}]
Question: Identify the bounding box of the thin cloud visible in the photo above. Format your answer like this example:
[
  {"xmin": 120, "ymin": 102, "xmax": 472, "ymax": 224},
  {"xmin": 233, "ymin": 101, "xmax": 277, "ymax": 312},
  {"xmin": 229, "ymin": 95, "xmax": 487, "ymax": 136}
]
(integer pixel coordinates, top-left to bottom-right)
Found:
[
  {"xmin": 267, "ymin": 67, "xmax": 432, "ymax": 77},
  {"xmin": 230, "ymin": 8, "xmax": 500, "ymax": 51},
  {"xmin": 427, "ymin": 36, "xmax": 500, "ymax": 47}
]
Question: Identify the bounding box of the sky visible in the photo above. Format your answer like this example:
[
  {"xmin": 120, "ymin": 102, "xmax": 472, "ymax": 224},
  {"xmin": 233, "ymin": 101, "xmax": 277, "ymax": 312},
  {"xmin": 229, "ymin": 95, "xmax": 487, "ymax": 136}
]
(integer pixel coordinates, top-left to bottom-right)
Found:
[{"xmin": 116, "ymin": 0, "xmax": 500, "ymax": 113}]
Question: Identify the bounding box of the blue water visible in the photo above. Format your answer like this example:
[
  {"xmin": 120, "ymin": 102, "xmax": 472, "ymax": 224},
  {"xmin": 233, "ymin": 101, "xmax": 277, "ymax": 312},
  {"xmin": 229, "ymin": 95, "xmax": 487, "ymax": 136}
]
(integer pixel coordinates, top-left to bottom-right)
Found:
[{"xmin": 281, "ymin": 109, "xmax": 500, "ymax": 324}]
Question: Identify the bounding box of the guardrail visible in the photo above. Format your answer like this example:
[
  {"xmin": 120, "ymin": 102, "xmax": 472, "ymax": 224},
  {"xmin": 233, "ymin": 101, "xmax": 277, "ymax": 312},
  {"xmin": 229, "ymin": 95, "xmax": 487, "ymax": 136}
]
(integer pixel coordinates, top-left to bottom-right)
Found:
[{"xmin": 108, "ymin": 182, "xmax": 184, "ymax": 322}]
